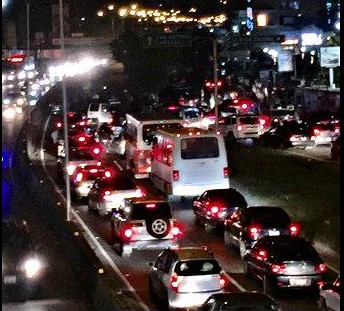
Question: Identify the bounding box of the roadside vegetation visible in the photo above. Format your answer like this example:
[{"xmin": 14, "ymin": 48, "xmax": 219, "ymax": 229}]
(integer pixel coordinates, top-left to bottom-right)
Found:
[{"xmin": 228, "ymin": 143, "xmax": 340, "ymax": 253}]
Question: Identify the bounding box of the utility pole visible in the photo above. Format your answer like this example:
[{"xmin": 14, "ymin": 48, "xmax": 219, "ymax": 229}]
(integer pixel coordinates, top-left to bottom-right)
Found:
[
  {"xmin": 26, "ymin": 0, "xmax": 30, "ymax": 56},
  {"xmin": 213, "ymin": 38, "xmax": 219, "ymax": 132}
]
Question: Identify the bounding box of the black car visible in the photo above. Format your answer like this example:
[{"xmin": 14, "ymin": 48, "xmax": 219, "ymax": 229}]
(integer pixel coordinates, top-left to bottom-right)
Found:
[
  {"xmin": 258, "ymin": 120, "xmax": 311, "ymax": 149},
  {"xmin": 243, "ymin": 236, "xmax": 328, "ymax": 294},
  {"xmin": 193, "ymin": 188, "xmax": 248, "ymax": 232},
  {"xmin": 198, "ymin": 292, "xmax": 283, "ymax": 311},
  {"xmin": 2, "ymin": 219, "xmax": 46, "ymax": 301},
  {"xmin": 223, "ymin": 206, "xmax": 301, "ymax": 258}
]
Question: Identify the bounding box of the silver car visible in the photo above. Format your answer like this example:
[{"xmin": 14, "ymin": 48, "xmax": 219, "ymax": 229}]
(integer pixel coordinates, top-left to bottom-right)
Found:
[
  {"xmin": 148, "ymin": 247, "xmax": 229, "ymax": 310},
  {"xmin": 318, "ymin": 275, "xmax": 340, "ymax": 311}
]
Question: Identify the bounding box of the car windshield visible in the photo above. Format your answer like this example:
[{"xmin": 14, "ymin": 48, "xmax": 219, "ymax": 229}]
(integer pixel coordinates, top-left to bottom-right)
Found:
[
  {"xmin": 174, "ymin": 259, "xmax": 221, "ymax": 276},
  {"xmin": 130, "ymin": 202, "xmax": 172, "ymax": 220},
  {"xmin": 181, "ymin": 137, "xmax": 219, "ymax": 159}
]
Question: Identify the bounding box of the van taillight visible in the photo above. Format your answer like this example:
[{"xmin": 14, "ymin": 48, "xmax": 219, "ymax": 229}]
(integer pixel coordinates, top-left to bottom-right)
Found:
[
  {"xmin": 219, "ymin": 274, "xmax": 227, "ymax": 289},
  {"xmin": 237, "ymin": 124, "xmax": 243, "ymax": 132},
  {"xmin": 248, "ymin": 224, "xmax": 260, "ymax": 239},
  {"xmin": 223, "ymin": 167, "xmax": 229, "ymax": 178},
  {"xmin": 170, "ymin": 273, "xmax": 181, "ymax": 292},
  {"xmin": 173, "ymin": 170, "xmax": 180, "ymax": 181}
]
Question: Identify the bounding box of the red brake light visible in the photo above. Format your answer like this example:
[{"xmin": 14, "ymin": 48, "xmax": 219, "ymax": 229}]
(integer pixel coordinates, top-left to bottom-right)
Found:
[
  {"xmin": 289, "ymin": 223, "xmax": 301, "ymax": 236},
  {"xmin": 237, "ymin": 124, "xmax": 243, "ymax": 132},
  {"xmin": 256, "ymin": 249, "xmax": 267, "ymax": 261},
  {"xmin": 78, "ymin": 136, "xmax": 86, "ymax": 142},
  {"xmin": 124, "ymin": 228, "xmax": 133, "ymax": 238},
  {"xmin": 210, "ymin": 206, "xmax": 219, "ymax": 214},
  {"xmin": 223, "ymin": 167, "xmax": 229, "ymax": 178},
  {"xmin": 219, "ymin": 274, "xmax": 228, "ymax": 289},
  {"xmin": 313, "ymin": 128, "xmax": 320, "ymax": 135},
  {"xmin": 146, "ymin": 203, "xmax": 156, "ymax": 209},
  {"xmin": 136, "ymin": 188, "xmax": 144, "ymax": 197},
  {"xmin": 170, "ymin": 273, "xmax": 181, "ymax": 292},
  {"xmin": 271, "ymin": 263, "xmax": 286, "ymax": 274},
  {"xmin": 241, "ymin": 103, "xmax": 248, "ymax": 110},
  {"xmin": 75, "ymin": 172, "xmax": 83, "ymax": 182},
  {"xmin": 173, "ymin": 170, "xmax": 180, "ymax": 181},
  {"xmin": 171, "ymin": 226, "xmax": 180, "ymax": 236},
  {"xmin": 89, "ymin": 169, "xmax": 98, "ymax": 173},
  {"xmin": 217, "ymin": 80, "xmax": 222, "ymax": 87},
  {"xmin": 104, "ymin": 170, "xmax": 112, "ymax": 178},
  {"xmin": 248, "ymin": 224, "xmax": 260, "ymax": 239},
  {"xmin": 205, "ymin": 82, "xmax": 211, "ymax": 87},
  {"xmin": 92, "ymin": 146, "xmax": 101, "ymax": 155},
  {"xmin": 55, "ymin": 121, "xmax": 63, "ymax": 128},
  {"xmin": 315, "ymin": 263, "xmax": 328, "ymax": 273}
]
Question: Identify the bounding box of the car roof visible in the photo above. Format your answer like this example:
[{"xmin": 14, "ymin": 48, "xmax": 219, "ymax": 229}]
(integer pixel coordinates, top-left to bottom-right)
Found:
[
  {"xmin": 170, "ymin": 247, "xmax": 215, "ymax": 260},
  {"xmin": 207, "ymin": 292, "xmax": 276, "ymax": 305}
]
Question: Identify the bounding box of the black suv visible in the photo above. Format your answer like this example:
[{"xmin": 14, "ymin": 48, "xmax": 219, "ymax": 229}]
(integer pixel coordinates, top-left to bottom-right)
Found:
[
  {"xmin": 223, "ymin": 206, "xmax": 301, "ymax": 258},
  {"xmin": 110, "ymin": 197, "xmax": 182, "ymax": 257}
]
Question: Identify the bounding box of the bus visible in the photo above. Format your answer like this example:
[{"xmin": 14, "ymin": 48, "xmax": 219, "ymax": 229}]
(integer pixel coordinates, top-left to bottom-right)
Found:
[
  {"xmin": 150, "ymin": 127, "xmax": 230, "ymax": 199},
  {"xmin": 123, "ymin": 112, "xmax": 184, "ymax": 179}
]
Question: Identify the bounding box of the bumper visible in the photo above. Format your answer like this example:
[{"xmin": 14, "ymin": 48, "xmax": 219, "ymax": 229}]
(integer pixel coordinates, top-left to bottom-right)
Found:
[
  {"xmin": 168, "ymin": 289, "xmax": 224, "ymax": 309},
  {"xmin": 124, "ymin": 239, "xmax": 179, "ymax": 252},
  {"xmin": 172, "ymin": 181, "xmax": 230, "ymax": 197},
  {"xmin": 273, "ymin": 275, "xmax": 323, "ymax": 288}
]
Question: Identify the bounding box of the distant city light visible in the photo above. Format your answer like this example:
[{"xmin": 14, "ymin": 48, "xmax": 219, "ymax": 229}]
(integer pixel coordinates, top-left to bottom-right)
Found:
[
  {"xmin": 301, "ymin": 33, "xmax": 323, "ymax": 46},
  {"xmin": 2, "ymin": 0, "xmax": 9, "ymax": 8}
]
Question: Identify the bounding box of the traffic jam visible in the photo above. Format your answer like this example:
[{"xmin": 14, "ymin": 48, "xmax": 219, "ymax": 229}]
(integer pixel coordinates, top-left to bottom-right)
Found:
[{"xmin": 39, "ymin": 83, "xmax": 339, "ymax": 310}]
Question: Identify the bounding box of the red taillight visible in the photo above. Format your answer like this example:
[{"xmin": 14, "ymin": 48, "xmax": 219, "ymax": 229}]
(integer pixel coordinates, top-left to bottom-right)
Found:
[
  {"xmin": 256, "ymin": 249, "xmax": 267, "ymax": 261},
  {"xmin": 315, "ymin": 263, "xmax": 328, "ymax": 273},
  {"xmin": 219, "ymin": 118, "xmax": 226, "ymax": 124},
  {"xmin": 173, "ymin": 170, "xmax": 180, "ymax": 181},
  {"xmin": 210, "ymin": 206, "xmax": 219, "ymax": 214},
  {"xmin": 170, "ymin": 273, "xmax": 181, "ymax": 292},
  {"xmin": 75, "ymin": 172, "xmax": 83, "ymax": 182},
  {"xmin": 205, "ymin": 82, "xmax": 211, "ymax": 87},
  {"xmin": 136, "ymin": 188, "xmax": 144, "ymax": 197},
  {"xmin": 223, "ymin": 167, "xmax": 229, "ymax": 178},
  {"xmin": 79, "ymin": 121, "xmax": 86, "ymax": 126},
  {"xmin": 271, "ymin": 263, "xmax": 286, "ymax": 274},
  {"xmin": 313, "ymin": 128, "xmax": 321, "ymax": 136},
  {"xmin": 102, "ymin": 190, "xmax": 111, "ymax": 200},
  {"xmin": 171, "ymin": 226, "xmax": 180, "ymax": 236},
  {"xmin": 124, "ymin": 228, "xmax": 133, "ymax": 238},
  {"xmin": 92, "ymin": 146, "xmax": 102, "ymax": 155},
  {"xmin": 237, "ymin": 124, "xmax": 243, "ymax": 132},
  {"xmin": 289, "ymin": 223, "xmax": 301, "ymax": 236},
  {"xmin": 55, "ymin": 121, "xmax": 63, "ymax": 128},
  {"xmin": 248, "ymin": 224, "xmax": 260, "ymax": 239},
  {"xmin": 241, "ymin": 103, "xmax": 248, "ymax": 110},
  {"xmin": 78, "ymin": 136, "xmax": 86, "ymax": 142},
  {"xmin": 219, "ymin": 274, "xmax": 228, "ymax": 289}
]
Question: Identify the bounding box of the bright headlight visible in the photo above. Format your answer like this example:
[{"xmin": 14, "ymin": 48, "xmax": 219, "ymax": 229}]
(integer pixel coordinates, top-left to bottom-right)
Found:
[
  {"xmin": 3, "ymin": 107, "xmax": 16, "ymax": 120},
  {"xmin": 8, "ymin": 74, "xmax": 15, "ymax": 81},
  {"xmin": 23, "ymin": 258, "xmax": 41, "ymax": 278},
  {"xmin": 16, "ymin": 98, "xmax": 25, "ymax": 105},
  {"xmin": 18, "ymin": 71, "xmax": 26, "ymax": 80},
  {"xmin": 3, "ymin": 98, "xmax": 11, "ymax": 105}
]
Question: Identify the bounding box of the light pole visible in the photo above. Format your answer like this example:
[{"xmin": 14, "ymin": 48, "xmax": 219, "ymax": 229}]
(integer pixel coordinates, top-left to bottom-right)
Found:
[
  {"xmin": 26, "ymin": 0, "xmax": 30, "ymax": 56},
  {"xmin": 59, "ymin": 0, "xmax": 71, "ymax": 222},
  {"xmin": 212, "ymin": 38, "xmax": 219, "ymax": 132}
]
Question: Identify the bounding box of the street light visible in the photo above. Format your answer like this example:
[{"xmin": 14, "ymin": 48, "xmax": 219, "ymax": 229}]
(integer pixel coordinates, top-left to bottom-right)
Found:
[{"xmin": 25, "ymin": 0, "xmax": 30, "ymax": 57}]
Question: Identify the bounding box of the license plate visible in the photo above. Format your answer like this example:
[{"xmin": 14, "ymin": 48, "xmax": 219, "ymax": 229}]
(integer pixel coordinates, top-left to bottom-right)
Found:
[
  {"xmin": 268, "ymin": 230, "xmax": 280, "ymax": 236},
  {"xmin": 289, "ymin": 278, "xmax": 310, "ymax": 286},
  {"xmin": 3, "ymin": 275, "xmax": 17, "ymax": 284}
]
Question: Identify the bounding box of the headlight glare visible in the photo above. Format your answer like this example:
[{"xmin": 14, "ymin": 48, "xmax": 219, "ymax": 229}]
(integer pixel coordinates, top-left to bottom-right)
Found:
[{"xmin": 24, "ymin": 258, "xmax": 41, "ymax": 278}]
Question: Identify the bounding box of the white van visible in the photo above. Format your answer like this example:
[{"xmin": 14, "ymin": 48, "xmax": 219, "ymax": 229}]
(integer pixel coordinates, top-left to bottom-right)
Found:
[
  {"xmin": 87, "ymin": 102, "xmax": 113, "ymax": 124},
  {"xmin": 123, "ymin": 113, "xmax": 184, "ymax": 179},
  {"xmin": 150, "ymin": 127, "xmax": 230, "ymax": 198}
]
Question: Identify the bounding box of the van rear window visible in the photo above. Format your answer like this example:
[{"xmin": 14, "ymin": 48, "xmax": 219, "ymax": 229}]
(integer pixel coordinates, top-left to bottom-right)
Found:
[
  {"xmin": 89, "ymin": 103, "xmax": 99, "ymax": 111},
  {"xmin": 181, "ymin": 137, "xmax": 219, "ymax": 159}
]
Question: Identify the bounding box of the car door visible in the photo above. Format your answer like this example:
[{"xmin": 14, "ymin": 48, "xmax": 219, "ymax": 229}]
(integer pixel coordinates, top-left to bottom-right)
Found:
[
  {"xmin": 151, "ymin": 250, "xmax": 169, "ymax": 298},
  {"xmin": 195, "ymin": 192, "xmax": 209, "ymax": 220}
]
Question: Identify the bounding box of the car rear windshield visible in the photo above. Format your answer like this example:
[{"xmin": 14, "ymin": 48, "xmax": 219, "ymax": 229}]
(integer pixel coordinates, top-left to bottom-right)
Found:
[
  {"xmin": 239, "ymin": 117, "xmax": 259, "ymax": 124},
  {"xmin": 267, "ymin": 239, "xmax": 319, "ymax": 261},
  {"xmin": 89, "ymin": 103, "xmax": 99, "ymax": 111},
  {"xmin": 130, "ymin": 203, "xmax": 172, "ymax": 220},
  {"xmin": 102, "ymin": 176, "xmax": 136, "ymax": 190},
  {"xmin": 174, "ymin": 259, "xmax": 221, "ymax": 276},
  {"xmin": 209, "ymin": 190, "xmax": 247, "ymax": 207},
  {"xmin": 248, "ymin": 208, "xmax": 291, "ymax": 227},
  {"xmin": 181, "ymin": 137, "xmax": 219, "ymax": 159}
]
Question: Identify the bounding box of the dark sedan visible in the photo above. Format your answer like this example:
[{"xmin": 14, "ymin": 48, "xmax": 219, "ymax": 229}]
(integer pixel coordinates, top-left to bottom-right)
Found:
[
  {"xmin": 197, "ymin": 291, "xmax": 283, "ymax": 311},
  {"xmin": 243, "ymin": 236, "xmax": 328, "ymax": 294},
  {"xmin": 193, "ymin": 188, "xmax": 248, "ymax": 232},
  {"xmin": 224, "ymin": 206, "xmax": 301, "ymax": 258},
  {"xmin": 258, "ymin": 120, "xmax": 312, "ymax": 149},
  {"xmin": 2, "ymin": 219, "xmax": 46, "ymax": 302}
]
